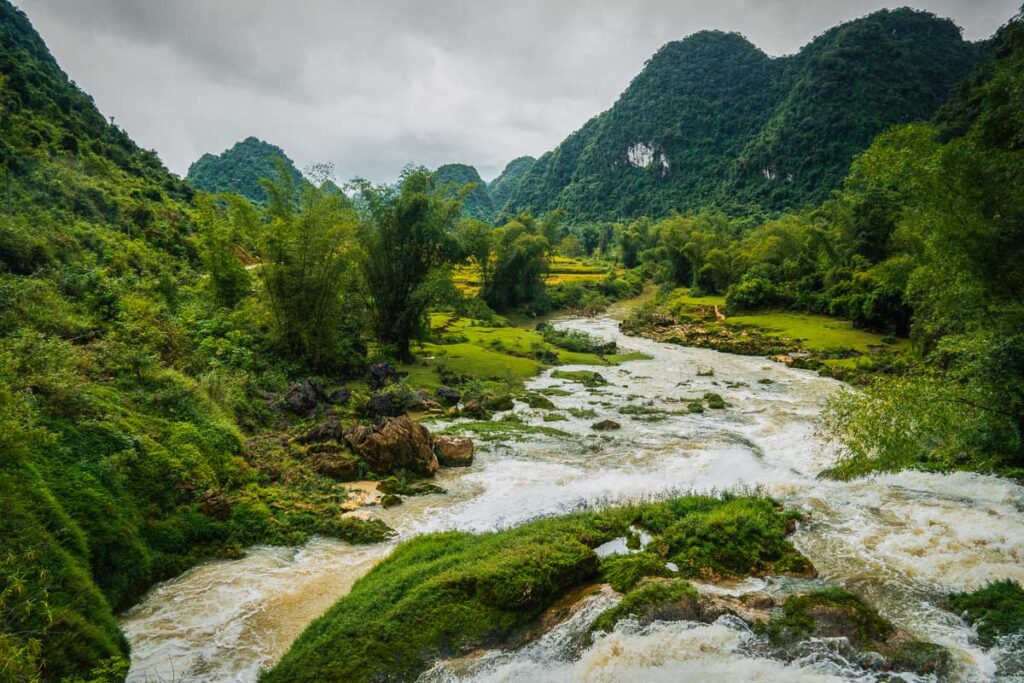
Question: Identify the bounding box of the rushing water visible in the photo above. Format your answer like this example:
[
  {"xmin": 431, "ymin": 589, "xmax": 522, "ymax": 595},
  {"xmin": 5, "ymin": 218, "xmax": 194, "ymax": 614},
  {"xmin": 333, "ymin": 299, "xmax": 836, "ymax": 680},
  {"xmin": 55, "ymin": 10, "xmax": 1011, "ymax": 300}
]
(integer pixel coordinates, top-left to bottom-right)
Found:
[{"xmin": 122, "ymin": 309, "xmax": 1024, "ymax": 682}]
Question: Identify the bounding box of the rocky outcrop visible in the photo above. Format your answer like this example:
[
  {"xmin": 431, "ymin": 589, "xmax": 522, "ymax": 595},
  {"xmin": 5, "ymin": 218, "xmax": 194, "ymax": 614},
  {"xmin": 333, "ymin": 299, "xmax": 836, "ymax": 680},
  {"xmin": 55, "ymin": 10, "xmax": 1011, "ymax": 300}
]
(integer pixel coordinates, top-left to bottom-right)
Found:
[
  {"xmin": 343, "ymin": 416, "xmax": 438, "ymax": 476},
  {"xmin": 282, "ymin": 379, "xmax": 327, "ymax": 416},
  {"xmin": 434, "ymin": 435, "xmax": 474, "ymax": 467},
  {"xmin": 363, "ymin": 393, "xmax": 407, "ymax": 420},
  {"xmin": 368, "ymin": 362, "xmax": 402, "ymax": 389},
  {"xmin": 298, "ymin": 416, "xmax": 342, "ymax": 444},
  {"xmin": 307, "ymin": 448, "xmax": 361, "ymax": 481},
  {"xmin": 199, "ymin": 490, "xmax": 231, "ymax": 521}
]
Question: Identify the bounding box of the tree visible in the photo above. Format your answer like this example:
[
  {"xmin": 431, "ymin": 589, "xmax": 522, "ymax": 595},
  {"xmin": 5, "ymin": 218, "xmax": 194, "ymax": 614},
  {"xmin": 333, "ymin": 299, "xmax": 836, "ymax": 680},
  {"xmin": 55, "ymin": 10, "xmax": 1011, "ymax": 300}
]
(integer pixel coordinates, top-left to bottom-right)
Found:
[
  {"xmin": 245, "ymin": 160, "xmax": 363, "ymax": 370},
  {"xmin": 482, "ymin": 217, "xmax": 549, "ymax": 311},
  {"xmin": 195, "ymin": 195, "xmax": 250, "ymax": 308},
  {"xmin": 356, "ymin": 168, "xmax": 461, "ymax": 360}
]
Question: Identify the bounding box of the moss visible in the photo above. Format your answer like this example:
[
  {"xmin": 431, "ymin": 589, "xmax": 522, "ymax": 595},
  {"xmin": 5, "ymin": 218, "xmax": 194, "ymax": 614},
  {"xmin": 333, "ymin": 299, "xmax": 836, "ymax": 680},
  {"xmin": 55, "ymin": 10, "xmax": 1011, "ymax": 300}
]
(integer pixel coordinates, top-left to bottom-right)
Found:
[
  {"xmin": 523, "ymin": 392, "xmax": 556, "ymax": 410},
  {"xmin": 949, "ymin": 580, "xmax": 1024, "ymax": 647},
  {"xmin": 438, "ymin": 415, "xmax": 570, "ymax": 442},
  {"xmin": 551, "ymin": 370, "xmax": 608, "ymax": 387},
  {"xmin": 380, "ymin": 494, "xmax": 403, "ymax": 509},
  {"xmin": 757, "ymin": 587, "xmax": 893, "ymax": 647},
  {"xmin": 886, "ymin": 641, "xmax": 952, "ymax": 677},
  {"xmin": 639, "ymin": 496, "xmax": 812, "ymax": 580},
  {"xmin": 688, "ymin": 401, "xmax": 705, "ymax": 413},
  {"xmin": 591, "ymin": 579, "xmax": 700, "ymax": 633},
  {"xmin": 703, "ymin": 392, "xmax": 728, "ymax": 409},
  {"xmin": 266, "ymin": 494, "xmax": 809, "ymax": 682},
  {"xmin": 378, "ymin": 477, "xmax": 446, "ymax": 496},
  {"xmin": 599, "ymin": 552, "xmax": 672, "ymax": 593}
]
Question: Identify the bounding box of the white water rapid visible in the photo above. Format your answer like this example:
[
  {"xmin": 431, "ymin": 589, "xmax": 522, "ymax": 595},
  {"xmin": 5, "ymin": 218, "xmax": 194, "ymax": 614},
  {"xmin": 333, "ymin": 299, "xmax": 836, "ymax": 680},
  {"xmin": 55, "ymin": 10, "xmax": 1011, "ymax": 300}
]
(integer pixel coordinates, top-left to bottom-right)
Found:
[{"xmin": 121, "ymin": 310, "xmax": 1024, "ymax": 682}]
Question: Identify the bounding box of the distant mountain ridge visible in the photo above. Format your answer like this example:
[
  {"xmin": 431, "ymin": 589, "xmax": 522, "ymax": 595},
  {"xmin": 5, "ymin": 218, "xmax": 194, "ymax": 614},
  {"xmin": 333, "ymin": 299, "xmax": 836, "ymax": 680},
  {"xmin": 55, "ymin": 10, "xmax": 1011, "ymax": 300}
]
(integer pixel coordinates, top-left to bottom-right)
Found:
[
  {"xmin": 433, "ymin": 163, "xmax": 496, "ymax": 222},
  {"xmin": 506, "ymin": 8, "xmax": 983, "ymax": 220}
]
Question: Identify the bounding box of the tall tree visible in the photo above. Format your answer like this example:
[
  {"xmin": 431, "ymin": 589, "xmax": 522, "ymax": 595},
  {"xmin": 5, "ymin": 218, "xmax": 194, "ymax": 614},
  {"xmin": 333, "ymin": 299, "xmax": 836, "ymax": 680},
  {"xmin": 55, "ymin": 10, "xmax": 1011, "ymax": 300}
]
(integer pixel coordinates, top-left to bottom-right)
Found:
[{"xmin": 356, "ymin": 168, "xmax": 461, "ymax": 360}]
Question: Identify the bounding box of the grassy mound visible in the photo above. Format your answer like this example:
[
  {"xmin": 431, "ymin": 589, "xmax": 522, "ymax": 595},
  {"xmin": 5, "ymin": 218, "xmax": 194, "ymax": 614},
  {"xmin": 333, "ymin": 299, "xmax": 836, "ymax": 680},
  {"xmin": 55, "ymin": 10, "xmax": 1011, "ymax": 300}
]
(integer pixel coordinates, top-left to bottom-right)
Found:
[
  {"xmin": 264, "ymin": 494, "xmax": 809, "ymax": 682},
  {"xmin": 950, "ymin": 580, "xmax": 1024, "ymax": 647}
]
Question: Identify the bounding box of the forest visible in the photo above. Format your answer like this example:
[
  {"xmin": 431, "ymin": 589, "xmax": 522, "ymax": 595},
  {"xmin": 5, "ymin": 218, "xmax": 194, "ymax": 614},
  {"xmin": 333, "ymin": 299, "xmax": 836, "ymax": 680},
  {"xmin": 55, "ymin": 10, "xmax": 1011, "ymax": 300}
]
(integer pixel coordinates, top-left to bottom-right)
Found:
[{"xmin": 1, "ymin": 1, "xmax": 1023, "ymax": 681}]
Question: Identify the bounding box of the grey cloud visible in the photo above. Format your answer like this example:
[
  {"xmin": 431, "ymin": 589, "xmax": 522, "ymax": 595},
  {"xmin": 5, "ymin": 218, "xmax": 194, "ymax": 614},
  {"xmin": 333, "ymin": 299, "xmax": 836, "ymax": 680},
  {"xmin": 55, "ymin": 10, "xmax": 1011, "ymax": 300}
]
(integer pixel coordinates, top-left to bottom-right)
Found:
[{"xmin": 15, "ymin": 0, "xmax": 1020, "ymax": 183}]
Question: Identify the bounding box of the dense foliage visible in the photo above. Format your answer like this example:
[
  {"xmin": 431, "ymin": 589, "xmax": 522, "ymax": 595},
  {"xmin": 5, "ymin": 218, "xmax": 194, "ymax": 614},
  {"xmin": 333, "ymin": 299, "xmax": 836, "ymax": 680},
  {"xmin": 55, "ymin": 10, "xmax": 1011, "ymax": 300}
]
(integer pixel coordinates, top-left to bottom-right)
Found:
[
  {"xmin": 487, "ymin": 155, "xmax": 536, "ymax": 214},
  {"xmin": 433, "ymin": 163, "xmax": 495, "ymax": 222},
  {"xmin": 506, "ymin": 9, "xmax": 981, "ymax": 220},
  {"xmin": 186, "ymin": 136, "xmax": 304, "ymax": 204}
]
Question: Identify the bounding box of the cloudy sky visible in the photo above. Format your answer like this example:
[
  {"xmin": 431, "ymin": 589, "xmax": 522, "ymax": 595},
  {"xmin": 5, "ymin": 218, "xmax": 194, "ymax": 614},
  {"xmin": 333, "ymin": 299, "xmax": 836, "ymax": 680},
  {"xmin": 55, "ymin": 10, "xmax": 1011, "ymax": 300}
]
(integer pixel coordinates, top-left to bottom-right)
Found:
[{"xmin": 16, "ymin": 0, "xmax": 1020, "ymax": 183}]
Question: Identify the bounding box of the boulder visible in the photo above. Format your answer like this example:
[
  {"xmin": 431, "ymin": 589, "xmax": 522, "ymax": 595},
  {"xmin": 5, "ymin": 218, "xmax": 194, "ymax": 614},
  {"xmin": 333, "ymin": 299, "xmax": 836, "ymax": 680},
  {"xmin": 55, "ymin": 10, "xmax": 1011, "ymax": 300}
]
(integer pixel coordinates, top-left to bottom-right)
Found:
[
  {"xmin": 343, "ymin": 416, "xmax": 438, "ymax": 476},
  {"xmin": 482, "ymin": 394, "xmax": 514, "ymax": 411},
  {"xmin": 435, "ymin": 386, "xmax": 461, "ymax": 406},
  {"xmin": 591, "ymin": 419, "xmax": 621, "ymax": 431},
  {"xmin": 282, "ymin": 379, "xmax": 326, "ymax": 416},
  {"xmin": 308, "ymin": 450, "xmax": 361, "ymax": 481},
  {"xmin": 298, "ymin": 416, "xmax": 342, "ymax": 444},
  {"xmin": 368, "ymin": 362, "xmax": 400, "ymax": 389},
  {"xmin": 364, "ymin": 393, "xmax": 406, "ymax": 420},
  {"xmin": 434, "ymin": 435, "xmax": 474, "ymax": 467},
  {"xmin": 199, "ymin": 490, "xmax": 231, "ymax": 521},
  {"xmin": 328, "ymin": 388, "xmax": 352, "ymax": 405},
  {"xmin": 462, "ymin": 399, "xmax": 488, "ymax": 419},
  {"xmin": 407, "ymin": 389, "xmax": 442, "ymax": 412}
]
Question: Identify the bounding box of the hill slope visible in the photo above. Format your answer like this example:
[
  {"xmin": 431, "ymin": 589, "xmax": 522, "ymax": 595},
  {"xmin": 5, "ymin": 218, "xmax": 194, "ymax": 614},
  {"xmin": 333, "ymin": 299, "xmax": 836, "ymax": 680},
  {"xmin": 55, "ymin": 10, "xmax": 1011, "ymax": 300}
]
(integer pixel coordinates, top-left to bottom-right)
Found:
[
  {"xmin": 506, "ymin": 8, "xmax": 981, "ymax": 220},
  {"xmin": 434, "ymin": 163, "xmax": 495, "ymax": 222},
  {"xmin": 488, "ymin": 156, "xmax": 536, "ymax": 214},
  {"xmin": 187, "ymin": 136, "xmax": 304, "ymax": 203}
]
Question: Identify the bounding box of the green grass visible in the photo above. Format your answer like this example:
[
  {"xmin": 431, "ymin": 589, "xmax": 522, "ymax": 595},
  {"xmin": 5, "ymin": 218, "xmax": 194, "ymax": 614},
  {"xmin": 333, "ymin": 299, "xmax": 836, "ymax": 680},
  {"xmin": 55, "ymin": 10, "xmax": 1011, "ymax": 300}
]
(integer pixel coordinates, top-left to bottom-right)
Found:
[
  {"xmin": 726, "ymin": 311, "xmax": 909, "ymax": 355},
  {"xmin": 264, "ymin": 494, "xmax": 811, "ymax": 682},
  {"xmin": 949, "ymin": 580, "xmax": 1024, "ymax": 647},
  {"xmin": 399, "ymin": 313, "xmax": 644, "ymax": 391}
]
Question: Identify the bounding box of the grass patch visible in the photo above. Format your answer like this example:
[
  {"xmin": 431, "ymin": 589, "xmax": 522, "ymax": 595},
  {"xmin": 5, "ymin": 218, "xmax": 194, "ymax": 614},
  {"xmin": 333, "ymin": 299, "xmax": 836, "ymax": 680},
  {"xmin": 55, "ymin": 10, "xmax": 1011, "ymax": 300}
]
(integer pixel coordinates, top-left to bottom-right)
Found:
[
  {"xmin": 949, "ymin": 580, "xmax": 1024, "ymax": 647},
  {"xmin": 598, "ymin": 552, "xmax": 673, "ymax": 592}
]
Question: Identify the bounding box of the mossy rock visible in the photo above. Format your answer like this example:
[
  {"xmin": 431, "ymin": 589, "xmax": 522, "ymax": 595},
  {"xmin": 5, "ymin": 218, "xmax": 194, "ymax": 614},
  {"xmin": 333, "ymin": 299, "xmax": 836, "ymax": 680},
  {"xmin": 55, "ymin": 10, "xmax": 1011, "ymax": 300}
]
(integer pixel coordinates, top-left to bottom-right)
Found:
[
  {"xmin": 591, "ymin": 578, "xmax": 702, "ymax": 633},
  {"xmin": 687, "ymin": 401, "xmax": 705, "ymax": 414},
  {"xmin": 949, "ymin": 579, "xmax": 1024, "ymax": 647},
  {"xmin": 482, "ymin": 394, "xmax": 515, "ymax": 411},
  {"xmin": 885, "ymin": 640, "xmax": 953, "ymax": 678},
  {"xmin": 591, "ymin": 419, "xmax": 621, "ymax": 431},
  {"xmin": 703, "ymin": 392, "xmax": 728, "ymax": 409},
  {"xmin": 377, "ymin": 477, "xmax": 446, "ymax": 496},
  {"xmin": 551, "ymin": 370, "xmax": 608, "ymax": 387},
  {"xmin": 380, "ymin": 493, "xmax": 403, "ymax": 508},
  {"xmin": 758, "ymin": 587, "xmax": 893, "ymax": 648},
  {"xmin": 523, "ymin": 393, "xmax": 556, "ymax": 410}
]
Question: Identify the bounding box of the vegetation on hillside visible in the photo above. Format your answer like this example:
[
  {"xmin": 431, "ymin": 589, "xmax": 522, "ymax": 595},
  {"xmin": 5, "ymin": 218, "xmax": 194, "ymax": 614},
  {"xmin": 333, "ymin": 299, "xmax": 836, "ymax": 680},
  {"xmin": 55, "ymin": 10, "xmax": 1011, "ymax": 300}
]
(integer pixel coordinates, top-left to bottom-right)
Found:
[
  {"xmin": 506, "ymin": 9, "xmax": 981, "ymax": 220},
  {"xmin": 186, "ymin": 137, "xmax": 305, "ymax": 204},
  {"xmin": 488, "ymin": 155, "xmax": 536, "ymax": 214},
  {"xmin": 433, "ymin": 163, "xmax": 496, "ymax": 222}
]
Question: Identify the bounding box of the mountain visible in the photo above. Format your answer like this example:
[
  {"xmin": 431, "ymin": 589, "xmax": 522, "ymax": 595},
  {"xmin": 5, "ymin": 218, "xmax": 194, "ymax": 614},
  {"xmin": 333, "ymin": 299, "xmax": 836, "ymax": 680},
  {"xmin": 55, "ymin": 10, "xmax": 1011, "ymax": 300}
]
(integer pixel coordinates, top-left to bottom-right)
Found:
[
  {"xmin": 488, "ymin": 156, "xmax": 536, "ymax": 214},
  {"xmin": 187, "ymin": 136, "xmax": 304, "ymax": 202},
  {"xmin": 506, "ymin": 8, "xmax": 982, "ymax": 220},
  {"xmin": 433, "ymin": 163, "xmax": 495, "ymax": 222}
]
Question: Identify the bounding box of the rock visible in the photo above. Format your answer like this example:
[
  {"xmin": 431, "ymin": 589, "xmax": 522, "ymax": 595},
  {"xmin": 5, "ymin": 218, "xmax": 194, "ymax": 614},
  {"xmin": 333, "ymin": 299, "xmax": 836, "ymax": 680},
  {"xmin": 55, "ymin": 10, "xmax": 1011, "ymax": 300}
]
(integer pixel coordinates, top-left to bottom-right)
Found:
[
  {"xmin": 435, "ymin": 386, "xmax": 461, "ymax": 406},
  {"xmin": 434, "ymin": 435, "xmax": 474, "ymax": 467},
  {"xmin": 282, "ymin": 379, "xmax": 326, "ymax": 416},
  {"xmin": 482, "ymin": 394, "xmax": 514, "ymax": 411},
  {"xmin": 591, "ymin": 419, "xmax": 621, "ymax": 431},
  {"xmin": 462, "ymin": 399, "xmax": 488, "ymax": 419},
  {"xmin": 364, "ymin": 393, "xmax": 406, "ymax": 420},
  {"xmin": 327, "ymin": 388, "xmax": 351, "ymax": 404},
  {"xmin": 308, "ymin": 450, "xmax": 361, "ymax": 481},
  {"xmin": 446, "ymin": 406, "xmax": 460, "ymax": 418},
  {"xmin": 884, "ymin": 641, "xmax": 952, "ymax": 678},
  {"xmin": 199, "ymin": 490, "xmax": 231, "ymax": 521},
  {"xmin": 524, "ymin": 393, "xmax": 556, "ymax": 410},
  {"xmin": 343, "ymin": 416, "xmax": 439, "ymax": 476},
  {"xmin": 377, "ymin": 476, "xmax": 445, "ymax": 496},
  {"xmin": 407, "ymin": 390, "xmax": 442, "ymax": 412},
  {"xmin": 368, "ymin": 362, "xmax": 400, "ymax": 389},
  {"xmin": 298, "ymin": 416, "xmax": 342, "ymax": 444},
  {"xmin": 380, "ymin": 493, "xmax": 403, "ymax": 508},
  {"xmin": 740, "ymin": 592, "xmax": 776, "ymax": 610}
]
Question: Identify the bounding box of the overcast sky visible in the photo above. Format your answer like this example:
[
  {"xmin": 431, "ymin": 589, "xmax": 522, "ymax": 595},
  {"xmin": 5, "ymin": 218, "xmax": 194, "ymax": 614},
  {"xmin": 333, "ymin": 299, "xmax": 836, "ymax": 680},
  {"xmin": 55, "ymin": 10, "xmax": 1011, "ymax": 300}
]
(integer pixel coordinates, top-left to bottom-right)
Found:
[{"xmin": 15, "ymin": 0, "xmax": 1020, "ymax": 184}]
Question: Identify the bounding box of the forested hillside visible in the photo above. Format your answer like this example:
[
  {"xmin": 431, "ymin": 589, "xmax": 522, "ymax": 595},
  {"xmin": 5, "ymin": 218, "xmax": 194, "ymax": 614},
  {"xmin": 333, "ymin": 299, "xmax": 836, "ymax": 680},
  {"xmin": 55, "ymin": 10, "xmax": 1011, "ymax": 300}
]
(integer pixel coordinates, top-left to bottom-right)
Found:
[
  {"xmin": 433, "ymin": 163, "xmax": 495, "ymax": 222},
  {"xmin": 507, "ymin": 9, "xmax": 982, "ymax": 220},
  {"xmin": 488, "ymin": 155, "xmax": 536, "ymax": 214},
  {"xmin": 186, "ymin": 136, "xmax": 304, "ymax": 203}
]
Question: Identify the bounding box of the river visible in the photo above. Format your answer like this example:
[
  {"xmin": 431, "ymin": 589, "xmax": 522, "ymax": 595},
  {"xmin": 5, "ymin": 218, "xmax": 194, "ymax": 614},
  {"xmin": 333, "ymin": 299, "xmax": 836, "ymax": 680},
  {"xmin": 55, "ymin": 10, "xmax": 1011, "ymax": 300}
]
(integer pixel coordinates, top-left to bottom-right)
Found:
[{"xmin": 121, "ymin": 309, "xmax": 1024, "ymax": 682}]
